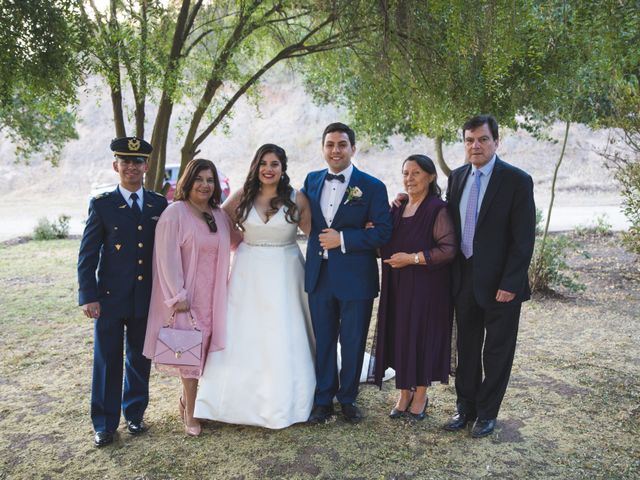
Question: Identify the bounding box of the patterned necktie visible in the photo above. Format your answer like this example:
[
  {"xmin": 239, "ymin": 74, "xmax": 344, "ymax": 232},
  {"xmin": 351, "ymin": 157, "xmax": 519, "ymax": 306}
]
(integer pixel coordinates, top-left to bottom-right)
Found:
[
  {"xmin": 325, "ymin": 173, "xmax": 345, "ymax": 183},
  {"xmin": 130, "ymin": 192, "xmax": 142, "ymax": 219},
  {"xmin": 461, "ymin": 171, "xmax": 482, "ymax": 259}
]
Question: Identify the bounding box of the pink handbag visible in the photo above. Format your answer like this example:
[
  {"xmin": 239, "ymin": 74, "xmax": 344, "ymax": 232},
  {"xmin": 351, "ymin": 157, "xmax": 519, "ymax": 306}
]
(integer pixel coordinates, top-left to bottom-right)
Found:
[{"xmin": 153, "ymin": 311, "xmax": 203, "ymax": 367}]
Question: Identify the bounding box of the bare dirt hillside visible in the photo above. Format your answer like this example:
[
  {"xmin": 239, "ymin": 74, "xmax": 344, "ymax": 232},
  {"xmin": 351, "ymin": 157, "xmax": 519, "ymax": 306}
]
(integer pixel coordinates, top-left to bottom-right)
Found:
[{"xmin": 0, "ymin": 68, "xmax": 629, "ymax": 240}]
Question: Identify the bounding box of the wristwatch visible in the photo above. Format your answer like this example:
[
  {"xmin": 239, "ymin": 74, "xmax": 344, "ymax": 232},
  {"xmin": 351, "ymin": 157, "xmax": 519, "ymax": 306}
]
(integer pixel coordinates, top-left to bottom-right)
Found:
[{"xmin": 414, "ymin": 253, "xmax": 420, "ymax": 264}]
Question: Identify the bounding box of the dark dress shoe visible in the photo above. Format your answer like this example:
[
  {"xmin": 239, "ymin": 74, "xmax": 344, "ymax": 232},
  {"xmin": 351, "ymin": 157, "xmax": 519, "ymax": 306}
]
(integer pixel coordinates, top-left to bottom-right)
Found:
[
  {"xmin": 341, "ymin": 403, "xmax": 363, "ymax": 423},
  {"xmin": 308, "ymin": 404, "xmax": 334, "ymax": 424},
  {"xmin": 471, "ymin": 418, "xmax": 496, "ymax": 438},
  {"xmin": 126, "ymin": 420, "xmax": 147, "ymax": 435},
  {"xmin": 388, "ymin": 407, "xmax": 407, "ymax": 419},
  {"xmin": 94, "ymin": 431, "xmax": 114, "ymax": 447},
  {"xmin": 443, "ymin": 412, "xmax": 476, "ymax": 431},
  {"xmin": 408, "ymin": 397, "xmax": 429, "ymax": 421}
]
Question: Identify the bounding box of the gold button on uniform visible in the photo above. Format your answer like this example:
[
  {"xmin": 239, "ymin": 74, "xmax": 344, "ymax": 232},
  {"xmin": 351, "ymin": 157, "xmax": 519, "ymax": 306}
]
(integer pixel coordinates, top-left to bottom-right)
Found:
[
  {"xmin": 138, "ymin": 259, "xmax": 143, "ymax": 265},
  {"xmin": 138, "ymin": 225, "xmax": 142, "ymax": 231},
  {"xmin": 137, "ymin": 275, "xmax": 143, "ymax": 281},
  {"xmin": 138, "ymin": 242, "xmax": 143, "ymax": 248}
]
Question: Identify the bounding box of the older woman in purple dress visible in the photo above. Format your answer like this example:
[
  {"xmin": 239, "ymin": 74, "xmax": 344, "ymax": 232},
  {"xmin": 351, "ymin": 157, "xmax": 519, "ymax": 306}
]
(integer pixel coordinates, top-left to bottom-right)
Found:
[{"xmin": 371, "ymin": 154, "xmax": 457, "ymax": 420}]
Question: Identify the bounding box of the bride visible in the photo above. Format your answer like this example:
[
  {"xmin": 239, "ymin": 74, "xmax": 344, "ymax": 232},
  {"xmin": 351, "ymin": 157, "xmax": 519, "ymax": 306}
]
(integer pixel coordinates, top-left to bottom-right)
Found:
[{"xmin": 194, "ymin": 144, "xmax": 315, "ymax": 429}]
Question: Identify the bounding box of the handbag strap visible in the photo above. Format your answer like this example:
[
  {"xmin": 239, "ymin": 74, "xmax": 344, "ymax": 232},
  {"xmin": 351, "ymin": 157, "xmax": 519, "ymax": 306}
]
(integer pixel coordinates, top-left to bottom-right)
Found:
[{"xmin": 164, "ymin": 310, "xmax": 198, "ymax": 330}]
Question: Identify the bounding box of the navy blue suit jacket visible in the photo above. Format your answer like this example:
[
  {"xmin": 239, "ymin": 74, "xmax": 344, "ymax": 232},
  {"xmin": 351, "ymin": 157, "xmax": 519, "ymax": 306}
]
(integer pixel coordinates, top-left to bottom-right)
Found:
[
  {"xmin": 446, "ymin": 157, "xmax": 536, "ymax": 307},
  {"xmin": 78, "ymin": 188, "xmax": 168, "ymax": 319},
  {"xmin": 302, "ymin": 166, "xmax": 392, "ymax": 300}
]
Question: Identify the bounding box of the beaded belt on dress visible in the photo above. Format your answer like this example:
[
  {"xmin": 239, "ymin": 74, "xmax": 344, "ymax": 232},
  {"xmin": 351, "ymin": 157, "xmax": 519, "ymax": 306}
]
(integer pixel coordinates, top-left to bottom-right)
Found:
[{"xmin": 243, "ymin": 240, "xmax": 296, "ymax": 247}]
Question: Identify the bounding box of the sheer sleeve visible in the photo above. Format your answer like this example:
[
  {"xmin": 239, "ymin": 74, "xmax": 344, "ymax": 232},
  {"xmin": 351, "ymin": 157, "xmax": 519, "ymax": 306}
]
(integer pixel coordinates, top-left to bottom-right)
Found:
[{"xmin": 424, "ymin": 207, "xmax": 457, "ymax": 266}]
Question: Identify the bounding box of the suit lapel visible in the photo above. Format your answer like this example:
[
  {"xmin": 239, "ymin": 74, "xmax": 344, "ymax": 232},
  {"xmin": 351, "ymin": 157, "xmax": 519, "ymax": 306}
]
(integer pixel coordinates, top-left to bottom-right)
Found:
[
  {"xmin": 455, "ymin": 165, "xmax": 472, "ymax": 207},
  {"xmin": 476, "ymin": 157, "xmax": 504, "ymax": 227},
  {"xmin": 310, "ymin": 170, "xmax": 328, "ymax": 229},
  {"xmin": 110, "ymin": 188, "xmax": 136, "ymax": 220},
  {"xmin": 332, "ymin": 166, "xmax": 360, "ymax": 226}
]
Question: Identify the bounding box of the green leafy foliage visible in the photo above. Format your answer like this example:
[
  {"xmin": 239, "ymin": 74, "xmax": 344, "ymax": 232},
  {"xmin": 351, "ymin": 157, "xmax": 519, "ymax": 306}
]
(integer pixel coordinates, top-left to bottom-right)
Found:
[
  {"xmin": 32, "ymin": 214, "xmax": 71, "ymax": 241},
  {"xmin": 0, "ymin": 1, "xmax": 85, "ymax": 163}
]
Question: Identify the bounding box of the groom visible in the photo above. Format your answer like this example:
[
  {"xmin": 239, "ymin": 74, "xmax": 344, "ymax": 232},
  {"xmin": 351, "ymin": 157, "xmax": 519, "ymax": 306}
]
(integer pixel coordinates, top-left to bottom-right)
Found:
[{"xmin": 303, "ymin": 122, "xmax": 392, "ymax": 423}]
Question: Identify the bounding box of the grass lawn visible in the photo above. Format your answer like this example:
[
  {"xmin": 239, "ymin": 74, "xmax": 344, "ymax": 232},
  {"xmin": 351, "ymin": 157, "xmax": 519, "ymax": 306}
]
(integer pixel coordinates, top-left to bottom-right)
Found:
[{"xmin": 0, "ymin": 236, "xmax": 638, "ymax": 479}]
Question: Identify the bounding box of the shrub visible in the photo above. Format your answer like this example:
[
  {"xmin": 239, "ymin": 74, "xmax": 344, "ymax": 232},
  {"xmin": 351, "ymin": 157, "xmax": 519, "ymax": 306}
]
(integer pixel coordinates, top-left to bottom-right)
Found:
[
  {"xmin": 616, "ymin": 162, "xmax": 640, "ymax": 254},
  {"xmin": 529, "ymin": 212, "xmax": 586, "ymax": 294},
  {"xmin": 574, "ymin": 214, "xmax": 613, "ymax": 237},
  {"xmin": 33, "ymin": 214, "xmax": 70, "ymax": 240}
]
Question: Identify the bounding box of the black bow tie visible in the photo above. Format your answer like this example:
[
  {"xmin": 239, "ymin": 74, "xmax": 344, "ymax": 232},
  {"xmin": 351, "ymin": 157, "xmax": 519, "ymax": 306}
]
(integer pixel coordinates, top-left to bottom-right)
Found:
[{"xmin": 325, "ymin": 173, "xmax": 345, "ymax": 183}]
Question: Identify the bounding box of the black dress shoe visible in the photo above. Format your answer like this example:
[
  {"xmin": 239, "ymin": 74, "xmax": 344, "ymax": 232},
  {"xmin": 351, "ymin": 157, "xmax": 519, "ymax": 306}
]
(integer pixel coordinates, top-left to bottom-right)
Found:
[
  {"xmin": 408, "ymin": 397, "xmax": 429, "ymax": 421},
  {"xmin": 471, "ymin": 418, "xmax": 496, "ymax": 438},
  {"xmin": 94, "ymin": 431, "xmax": 114, "ymax": 447},
  {"xmin": 308, "ymin": 404, "xmax": 334, "ymax": 424},
  {"xmin": 126, "ymin": 420, "xmax": 147, "ymax": 435},
  {"xmin": 341, "ymin": 403, "xmax": 363, "ymax": 423},
  {"xmin": 388, "ymin": 407, "xmax": 407, "ymax": 419},
  {"xmin": 443, "ymin": 412, "xmax": 476, "ymax": 431}
]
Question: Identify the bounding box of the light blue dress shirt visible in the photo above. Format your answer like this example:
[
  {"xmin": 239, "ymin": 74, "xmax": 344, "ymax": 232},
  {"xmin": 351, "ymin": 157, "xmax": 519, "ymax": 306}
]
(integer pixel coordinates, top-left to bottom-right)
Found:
[
  {"xmin": 118, "ymin": 185, "xmax": 144, "ymax": 211},
  {"xmin": 459, "ymin": 155, "xmax": 496, "ymax": 234}
]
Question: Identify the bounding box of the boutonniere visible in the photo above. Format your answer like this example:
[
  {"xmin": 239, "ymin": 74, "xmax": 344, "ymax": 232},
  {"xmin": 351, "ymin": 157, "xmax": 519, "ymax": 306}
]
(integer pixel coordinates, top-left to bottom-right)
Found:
[{"xmin": 344, "ymin": 186, "xmax": 363, "ymax": 205}]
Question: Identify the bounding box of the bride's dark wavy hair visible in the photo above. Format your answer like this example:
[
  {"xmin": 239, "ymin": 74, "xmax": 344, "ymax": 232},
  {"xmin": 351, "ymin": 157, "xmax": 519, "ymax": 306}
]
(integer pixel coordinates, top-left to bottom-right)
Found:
[{"xmin": 234, "ymin": 143, "xmax": 298, "ymax": 231}]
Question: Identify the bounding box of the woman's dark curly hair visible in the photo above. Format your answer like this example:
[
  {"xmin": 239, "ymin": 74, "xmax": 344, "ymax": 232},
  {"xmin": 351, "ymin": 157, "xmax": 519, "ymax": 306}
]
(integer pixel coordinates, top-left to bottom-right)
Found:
[{"xmin": 234, "ymin": 144, "xmax": 298, "ymax": 230}]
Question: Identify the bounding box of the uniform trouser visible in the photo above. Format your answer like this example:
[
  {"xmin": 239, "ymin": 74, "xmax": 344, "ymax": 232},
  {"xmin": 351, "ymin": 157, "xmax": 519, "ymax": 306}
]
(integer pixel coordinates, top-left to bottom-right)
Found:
[
  {"xmin": 91, "ymin": 315, "xmax": 151, "ymax": 433},
  {"xmin": 308, "ymin": 261, "xmax": 373, "ymax": 406},
  {"xmin": 454, "ymin": 257, "xmax": 521, "ymax": 420}
]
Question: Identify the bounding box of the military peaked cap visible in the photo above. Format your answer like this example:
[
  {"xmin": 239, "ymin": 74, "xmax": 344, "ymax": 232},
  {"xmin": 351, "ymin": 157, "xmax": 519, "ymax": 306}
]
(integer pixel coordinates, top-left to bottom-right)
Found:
[{"xmin": 110, "ymin": 137, "xmax": 153, "ymax": 162}]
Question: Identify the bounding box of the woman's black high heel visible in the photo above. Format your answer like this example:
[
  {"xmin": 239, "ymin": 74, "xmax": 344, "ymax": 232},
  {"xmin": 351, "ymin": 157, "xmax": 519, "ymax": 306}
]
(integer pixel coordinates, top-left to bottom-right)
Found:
[
  {"xmin": 389, "ymin": 393, "xmax": 414, "ymax": 419},
  {"xmin": 408, "ymin": 397, "xmax": 429, "ymax": 421}
]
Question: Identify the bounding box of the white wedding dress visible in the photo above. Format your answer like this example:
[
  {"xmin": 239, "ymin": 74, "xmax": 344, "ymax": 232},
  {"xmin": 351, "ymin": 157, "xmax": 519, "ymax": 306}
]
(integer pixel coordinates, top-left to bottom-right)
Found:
[{"xmin": 194, "ymin": 199, "xmax": 315, "ymax": 429}]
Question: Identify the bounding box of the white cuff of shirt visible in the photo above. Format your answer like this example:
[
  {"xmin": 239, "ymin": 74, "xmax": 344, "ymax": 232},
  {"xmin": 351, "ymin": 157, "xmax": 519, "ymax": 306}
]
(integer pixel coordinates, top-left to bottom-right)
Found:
[{"xmin": 340, "ymin": 231, "xmax": 346, "ymax": 254}]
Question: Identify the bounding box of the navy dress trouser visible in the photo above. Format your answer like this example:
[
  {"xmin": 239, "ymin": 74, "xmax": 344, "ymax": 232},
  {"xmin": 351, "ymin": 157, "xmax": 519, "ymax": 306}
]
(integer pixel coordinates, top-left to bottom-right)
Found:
[
  {"xmin": 91, "ymin": 315, "xmax": 151, "ymax": 433},
  {"xmin": 308, "ymin": 261, "xmax": 373, "ymax": 406}
]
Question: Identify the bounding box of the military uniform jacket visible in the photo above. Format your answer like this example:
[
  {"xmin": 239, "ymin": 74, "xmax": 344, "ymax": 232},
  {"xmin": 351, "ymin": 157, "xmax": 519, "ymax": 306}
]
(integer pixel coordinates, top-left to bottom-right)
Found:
[{"xmin": 78, "ymin": 188, "xmax": 168, "ymax": 319}]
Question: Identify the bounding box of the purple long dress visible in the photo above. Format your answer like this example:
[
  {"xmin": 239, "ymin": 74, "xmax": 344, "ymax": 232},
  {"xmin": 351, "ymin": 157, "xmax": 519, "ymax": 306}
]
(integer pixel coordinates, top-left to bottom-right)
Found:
[{"xmin": 371, "ymin": 196, "xmax": 456, "ymax": 388}]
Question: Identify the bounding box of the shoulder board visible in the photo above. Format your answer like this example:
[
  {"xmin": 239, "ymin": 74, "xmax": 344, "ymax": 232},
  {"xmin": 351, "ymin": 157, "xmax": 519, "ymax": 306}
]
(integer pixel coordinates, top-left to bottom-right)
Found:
[
  {"xmin": 146, "ymin": 190, "xmax": 166, "ymax": 198},
  {"xmin": 93, "ymin": 192, "xmax": 111, "ymax": 201}
]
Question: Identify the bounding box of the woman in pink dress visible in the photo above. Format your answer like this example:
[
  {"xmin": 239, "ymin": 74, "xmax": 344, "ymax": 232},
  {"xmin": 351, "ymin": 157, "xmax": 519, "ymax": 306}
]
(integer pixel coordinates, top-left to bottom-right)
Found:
[{"xmin": 143, "ymin": 158, "xmax": 238, "ymax": 436}]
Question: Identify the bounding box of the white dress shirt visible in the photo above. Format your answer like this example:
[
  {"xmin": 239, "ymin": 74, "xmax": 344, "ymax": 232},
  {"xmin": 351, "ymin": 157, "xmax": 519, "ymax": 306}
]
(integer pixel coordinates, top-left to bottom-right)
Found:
[
  {"xmin": 320, "ymin": 163, "xmax": 353, "ymax": 257},
  {"xmin": 118, "ymin": 185, "xmax": 144, "ymax": 211}
]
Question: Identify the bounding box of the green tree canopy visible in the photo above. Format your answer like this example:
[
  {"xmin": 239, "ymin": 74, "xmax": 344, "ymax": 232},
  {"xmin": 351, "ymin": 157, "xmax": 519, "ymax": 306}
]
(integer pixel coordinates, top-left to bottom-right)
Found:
[{"xmin": 0, "ymin": 0, "xmax": 85, "ymax": 163}]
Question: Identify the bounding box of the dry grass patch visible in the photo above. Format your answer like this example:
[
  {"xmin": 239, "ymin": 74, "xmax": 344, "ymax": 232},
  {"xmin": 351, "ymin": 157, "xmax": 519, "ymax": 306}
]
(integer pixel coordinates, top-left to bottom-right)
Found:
[{"xmin": 0, "ymin": 237, "xmax": 638, "ymax": 479}]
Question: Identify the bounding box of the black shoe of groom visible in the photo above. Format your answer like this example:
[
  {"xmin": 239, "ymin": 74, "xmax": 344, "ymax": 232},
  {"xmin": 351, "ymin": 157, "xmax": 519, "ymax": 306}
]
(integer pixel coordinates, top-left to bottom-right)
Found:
[
  {"xmin": 341, "ymin": 403, "xmax": 363, "ymax": 424},
  {"xmin": 126, "ymin": 419, "xmax": 148, "ymax": 435},
  {"xmin": 308, "ymin": 404, "xmax": 334, "ymax": 424},
  {"xmin": 94, "ymin": 431, "xmax": 114, "ymax": 448},
  {"xmin": 443, "ymin": 411, "xmax": 476, "ymax": 432},
  {"xmin": 471, "ymin": 418, "xmax": 496, "ymax": 438}
]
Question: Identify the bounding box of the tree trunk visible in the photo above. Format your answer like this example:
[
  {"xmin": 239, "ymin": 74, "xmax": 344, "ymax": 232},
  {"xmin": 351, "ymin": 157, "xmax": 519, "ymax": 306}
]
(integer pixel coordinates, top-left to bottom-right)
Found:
[
  {"xmin": 145, "ymin": 0, "xmax": 191, "ymax": 190},
  {"xmin": 109, "ymin": 0, "xmax": 125, "ymax": 137},
  {"xmin": 135, "ymin": 0, "xmax": 148, "ymax": 139},
  {"xmin": 531, "ymin": 120, "xmax": 570, "ymax": 292},
  {"xmin": 135, "ymin": 101, "xmax": 145, "ymax": 139},
  {"xmin": 434, "ymin": 136, "xmax": 451, "ymax": 177},
  {"xmin": 111, "ymin": 88, "xmax": 126, "ymax": 137}
]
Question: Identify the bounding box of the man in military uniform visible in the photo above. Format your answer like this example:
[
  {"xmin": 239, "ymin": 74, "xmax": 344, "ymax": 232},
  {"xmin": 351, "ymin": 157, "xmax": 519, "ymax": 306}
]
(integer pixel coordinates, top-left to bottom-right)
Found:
[{"xmin": 78, "ymin": 137, "xmax": 168, "ymax": 447}]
